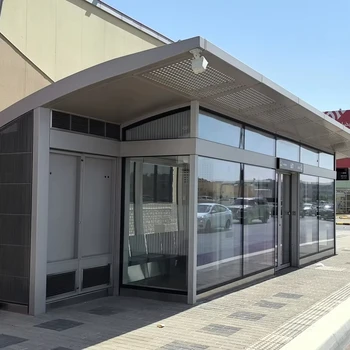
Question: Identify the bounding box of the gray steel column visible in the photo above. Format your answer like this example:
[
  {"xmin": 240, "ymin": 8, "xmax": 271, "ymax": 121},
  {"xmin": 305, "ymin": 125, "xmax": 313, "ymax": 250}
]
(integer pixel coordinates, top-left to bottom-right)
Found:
[
  {"xmin": 187, "ymin": 155, "xmax": 198, "ymax": 304},
  {"xmin": 291, "ymin": 173, "xmax": 300, "ymax": 267},
  {"xmin": 113, "ymin": 157, "xmax": 122, "ymax": 296},
  {"xmin": 29, "ymin": 107, "xmax": 50, "ymax": 315}
]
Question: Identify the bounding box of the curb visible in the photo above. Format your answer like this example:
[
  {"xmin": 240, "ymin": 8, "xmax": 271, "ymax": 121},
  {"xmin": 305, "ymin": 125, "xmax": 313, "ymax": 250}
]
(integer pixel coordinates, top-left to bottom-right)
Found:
[
  {"xmin": 281, "ymin": 296, "xmax": 350, "ymax": 350},
  {"xmin": 337, "ymin": 223, "xmax": 350, "ymax": 225}
]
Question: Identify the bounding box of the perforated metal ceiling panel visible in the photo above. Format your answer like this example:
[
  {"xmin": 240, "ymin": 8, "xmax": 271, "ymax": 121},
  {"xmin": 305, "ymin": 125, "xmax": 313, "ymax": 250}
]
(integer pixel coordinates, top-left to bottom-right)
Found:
[
  {"xmin": 141, "ymin": 59, "xmax": 242, "ymax": 98},
  {"xmin": 139, "ymin": 56, "xmax": 347, "ymax": 155}
]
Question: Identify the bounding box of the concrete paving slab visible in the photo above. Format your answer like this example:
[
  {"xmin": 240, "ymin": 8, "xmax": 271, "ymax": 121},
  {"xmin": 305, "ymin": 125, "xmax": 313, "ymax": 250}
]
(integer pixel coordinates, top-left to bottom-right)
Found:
[{"xmin": 0, "ymin": 229, "xmax": 350, "ymax": 349}]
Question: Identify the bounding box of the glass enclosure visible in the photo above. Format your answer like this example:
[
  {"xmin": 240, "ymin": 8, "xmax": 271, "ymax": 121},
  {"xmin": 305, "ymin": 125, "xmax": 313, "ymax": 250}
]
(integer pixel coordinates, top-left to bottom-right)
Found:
[
  {"xmin": 301, "ymin": 147, "xmax": 318, "ymax": 166},
  {"xmin": 196, "ymin": 158, "xmax": 276, "ymax": 291},
  {"xmin": 276, "ymin": 139, "xmax": 300, "ymax": 161},
  {"xmin": 300, "ymin": 175, "xmax": 335, "ymax": 258},
  {"xmin": 243, "ymin": 166, "xmax": 275, "ymax": 275},
  {"xmin": 197, "ymin": 157, "xmax": 242, "ymax": 291},
  {"xmin": 120, "ymin": 108, "xmax": 336, "ymax": 298},
  {"xmin": 123, "ymin": 156, "xmax": 189, "ymax": 292},
  {"xmin": 245, "ymin": 128, "xmax": 275, "ymax": 156},
  {"xmin": 319, "ymin": 178, "xmax": 335, "ymax": 251},
  {"xmin": 198, "ymin": 111, "xmax": 242, "ymax": 148}
]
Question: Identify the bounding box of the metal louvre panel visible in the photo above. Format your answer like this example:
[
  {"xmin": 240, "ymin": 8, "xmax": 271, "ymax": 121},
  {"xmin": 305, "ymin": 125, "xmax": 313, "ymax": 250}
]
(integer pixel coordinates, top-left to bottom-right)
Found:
[{"xmin": 125, "ymin": 110, "xmax": 191, "ymax": 141}]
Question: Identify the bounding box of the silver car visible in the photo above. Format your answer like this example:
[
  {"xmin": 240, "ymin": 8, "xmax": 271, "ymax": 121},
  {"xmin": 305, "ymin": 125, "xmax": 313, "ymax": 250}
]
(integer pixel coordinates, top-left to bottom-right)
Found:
[{"xmin": 197, "ymin": 203, "xmax": 233, "ymax": 232}]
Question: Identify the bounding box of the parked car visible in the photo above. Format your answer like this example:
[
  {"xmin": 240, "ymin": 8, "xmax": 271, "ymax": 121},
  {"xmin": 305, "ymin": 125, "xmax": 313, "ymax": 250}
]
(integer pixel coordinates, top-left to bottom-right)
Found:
[
  {"xmin": 228, "ymin": 197, "xmax": 270, "ymax": 224},
  {"xmin": 303, "ymin": 203, "xmax": 317, "ymax": 216},
  {"xmin": 319, "ymin": 204, "xmax": 334, "ymax": 220},
  {"xmin": 271, "ymin": 201, "xmax": 305, "ymax": 218},
  {"xmin": 197, "ymin": 203, "xmax": 233, "ymax": 232}
]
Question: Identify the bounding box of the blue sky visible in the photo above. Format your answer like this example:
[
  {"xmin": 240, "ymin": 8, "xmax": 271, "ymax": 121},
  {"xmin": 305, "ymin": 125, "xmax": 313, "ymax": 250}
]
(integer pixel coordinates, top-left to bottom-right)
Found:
[{"xmin": 107, "ymin": 0, "xmax": 350, "ymax": 112}]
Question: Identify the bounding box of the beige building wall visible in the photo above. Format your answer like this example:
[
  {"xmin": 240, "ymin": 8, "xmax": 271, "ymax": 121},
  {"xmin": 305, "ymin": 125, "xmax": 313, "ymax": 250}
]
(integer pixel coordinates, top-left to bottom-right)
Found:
[
  {"xmin": 0, "ymin": 34, "xmax": 52, "ymax": 111},
  {"xmin": 0, "ymin": 0, "xmax": 167, "ymax": 110}
]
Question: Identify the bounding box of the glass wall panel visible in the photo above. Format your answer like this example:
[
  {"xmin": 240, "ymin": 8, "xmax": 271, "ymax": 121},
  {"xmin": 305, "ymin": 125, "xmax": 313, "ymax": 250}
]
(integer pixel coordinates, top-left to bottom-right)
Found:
[
  {"xmin": 243, "ymin": 166, "xmax": 275, "ymax": 275},
  {"xmin": 300, "ymin": 175, "xmax": 319, "ymax": 257},
  {"xmin": 198, "ymin": 111, "xmax": 242, "ymax": 148},
  {"xmin": 301, "ymin": 147, "xmax": 318, "ymax": 166},
  {"xmin": 197, "ymin": 157, "xmax": 242, "ymax": 291},
  {"xmin": 276, "ymin": 139, "xmax": 300, "ymax": 161},
  {"xmin": 319, "ymin": 178, "xmax": 335, "ymax": 251},
  {"xmin": 319, "ymin": 152, "xmax": 334, "ymax": 170},
  {"xmin": 244, "ymin": 128, "xmax": 275, "ymax": 156},
  {"xmin": 123, "ymin": 156, "xmax": 189, "ymax": 292}
]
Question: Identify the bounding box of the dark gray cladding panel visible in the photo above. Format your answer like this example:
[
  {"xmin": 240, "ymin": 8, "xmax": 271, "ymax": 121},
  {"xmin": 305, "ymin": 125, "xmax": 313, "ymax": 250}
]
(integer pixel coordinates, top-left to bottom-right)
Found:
[{"xmin": 0, "ymin": 111, "xmax": 33, "ymax": 306}]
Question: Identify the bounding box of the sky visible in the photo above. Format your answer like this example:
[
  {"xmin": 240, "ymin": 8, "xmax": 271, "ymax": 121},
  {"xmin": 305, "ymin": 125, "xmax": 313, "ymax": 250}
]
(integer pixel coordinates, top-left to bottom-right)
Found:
[{"xmin": 107, "ymin": 0, "xmax": 350, "ymax": 112}]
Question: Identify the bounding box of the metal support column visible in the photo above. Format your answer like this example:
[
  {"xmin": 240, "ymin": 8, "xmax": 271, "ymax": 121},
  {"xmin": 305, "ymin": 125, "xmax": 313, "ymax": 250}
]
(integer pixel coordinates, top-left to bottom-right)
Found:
[
  {"xmin": 187, "ymin": 155, "xmax": 198, "ymax": 304},
  {"xmin": 29, "ymin": 107, "xmax": 50, "ymax": 315}
]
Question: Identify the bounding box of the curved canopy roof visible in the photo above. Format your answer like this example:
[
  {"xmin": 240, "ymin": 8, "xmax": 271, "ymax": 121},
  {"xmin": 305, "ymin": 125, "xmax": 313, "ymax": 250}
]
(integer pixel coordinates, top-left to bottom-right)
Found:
[{"xmin": 0, "ymin": 36, "xmax": 348, "ymax": 157}]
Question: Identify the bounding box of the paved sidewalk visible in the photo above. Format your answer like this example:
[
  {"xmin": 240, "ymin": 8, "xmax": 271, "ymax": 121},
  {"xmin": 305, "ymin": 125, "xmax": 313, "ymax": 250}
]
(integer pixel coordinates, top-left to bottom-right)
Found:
[{"xmin": 1, "ymin": 227, "xmax": 350, "ymax": 350}]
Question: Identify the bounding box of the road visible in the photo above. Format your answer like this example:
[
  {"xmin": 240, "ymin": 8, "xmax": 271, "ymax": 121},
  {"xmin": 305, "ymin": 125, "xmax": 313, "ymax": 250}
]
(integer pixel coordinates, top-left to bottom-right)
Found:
[
  {"xmin": 196, "ymin": 217, "xmax": 335, "ymax": 290},
  {"xmin": 197, "ymin": 217, "xmax": 334, "ymax": 266}
]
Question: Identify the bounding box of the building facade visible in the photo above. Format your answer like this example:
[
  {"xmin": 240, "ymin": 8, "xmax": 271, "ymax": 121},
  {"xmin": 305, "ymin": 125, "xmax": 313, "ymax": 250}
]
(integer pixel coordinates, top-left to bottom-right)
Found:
[
  {"xmin": 324, "ymin": 110, "xmax": 350, "ymax": 213},
  {"xmin": 0, "ymin": 37, "xmax": 342, "ymax": 315},
  {"xmin": 0, "ymin": 0, "xmax": 170, "ymax": 111}
]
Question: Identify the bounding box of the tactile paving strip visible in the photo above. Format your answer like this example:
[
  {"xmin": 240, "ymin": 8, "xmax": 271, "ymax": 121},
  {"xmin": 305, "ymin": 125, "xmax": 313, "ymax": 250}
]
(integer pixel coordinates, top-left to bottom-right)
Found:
[{"xmin": 247, "ymin": 282, "xmax": 350, "ymax": 350}]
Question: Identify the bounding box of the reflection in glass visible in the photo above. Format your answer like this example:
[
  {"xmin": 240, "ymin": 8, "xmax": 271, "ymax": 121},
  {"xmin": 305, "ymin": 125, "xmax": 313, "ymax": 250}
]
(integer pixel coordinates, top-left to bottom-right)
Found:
[
  {"xmin": 300, "ymin": 175, "xmax": 319, "ymax": 257},
  {"xmin": 197, "ymin": 157, "xmax": 242, "ymax": 291},
  {"xmin": 245, "ymin": 128, "xmax": 275, "ymax": 156},
  {"xmin": 276, "ymin": 139, "xmax": 300, "ymax": 161},
  {"xmin": 198, "ymin": 112, "xmax": 242, "ymax": 148},
  {"xmin": 243, "ymin": 166, "xmax": 275, "ymax": 275},
  {"xmin": 301, "ymin": 147, "xmax": 318, "ymax": 166},
  {"xmin": 319, "ymin": 152, "xmax": 334, "ymax": 170},
  {"xmin": 319, "ymin": 178, "xmax": 335, "ymax": 251},
  {"xmin": 123, "ymin": 156, "xmax": 189, "ymax": 292}
]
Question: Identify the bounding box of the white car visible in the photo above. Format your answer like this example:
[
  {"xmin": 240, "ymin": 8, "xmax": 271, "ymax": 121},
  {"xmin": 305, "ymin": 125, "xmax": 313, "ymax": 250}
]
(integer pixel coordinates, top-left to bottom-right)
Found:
[{"xmin": 197, "ymin": 203, "xmax": 233, "ymax": 232}]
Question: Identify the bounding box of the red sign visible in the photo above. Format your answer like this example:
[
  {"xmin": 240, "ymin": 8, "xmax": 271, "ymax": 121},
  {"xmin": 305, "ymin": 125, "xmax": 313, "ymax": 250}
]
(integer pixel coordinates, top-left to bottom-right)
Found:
[
  {"xmin": 324, "ymin": 110, "xmax": 350, "ymax": 169},
  {"xmin": 324, "ymin": 110, "xmax": 350, "ymax": 128}
]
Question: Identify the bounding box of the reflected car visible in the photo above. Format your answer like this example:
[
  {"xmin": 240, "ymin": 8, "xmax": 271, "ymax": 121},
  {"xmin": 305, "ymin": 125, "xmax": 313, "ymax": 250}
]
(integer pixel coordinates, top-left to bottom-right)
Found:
[
  {"xmin": 271, "ymin": 202, "xmax": 305, "ymax": 218},
  {"xmin": 303, "ymin": 203, "xmax": 317, "ymax": 216},
  {"xmin": 197, "ymin": 203, "xmax": 233, "ymax": 232},
  {"xmin": 319, "ymin": 204, "xmax": 334, "ymax": 220},
  {"xmin": 198, "ymin": 196, "xmax": 214, "ymax": 203},
  {"xmin": 228, "ymin": 197, "xmax": 270, "ymax": 224}
]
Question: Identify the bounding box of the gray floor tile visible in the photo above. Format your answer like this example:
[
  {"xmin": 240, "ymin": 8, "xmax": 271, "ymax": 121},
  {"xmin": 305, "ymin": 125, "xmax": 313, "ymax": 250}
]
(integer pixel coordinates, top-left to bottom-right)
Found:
[
  {"xmin": 161, "ymin": 340, "xmax": 209, "ymax": 349},
  {"xmin": 256, "ymin": 300, "xmax": 286, "ymax": 309},
  {"xmin": 34, "ymin": 319, "xmax": 83, "ymax": 332},
  {"xmin": 86, "ymin": 306, "xmax": 125, "ymax": 316},
  {"xmin": 0, "ymin": 334, "xmax": 27, "ymax": 348},
  {"xmin": 274, "ymin": 292, "xmax": 303, "ymax": 299},
  {"xmin": 228, "ymin": 311, "xmax": 266, "ymax": 321},
  {"xmin": 199, "ymin": 323, "xmax": 241, "ymax": 337}
]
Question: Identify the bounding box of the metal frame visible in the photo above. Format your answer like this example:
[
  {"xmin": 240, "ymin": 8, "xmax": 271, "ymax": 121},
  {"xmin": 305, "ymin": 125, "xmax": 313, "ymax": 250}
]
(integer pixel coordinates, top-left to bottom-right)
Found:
[
  {"xmin": 28, "ymin": 101, "xmax": 339, "ymax": 312},
  {"xmin": 188, "ymin": 155, "xmax": 198, "ymax": 304},
  {"xmin": 276, "ymin": 172, "xmax": 292, "ymax": 271},
  {"xmin": 29, "ymin": 108, "xmax": 51, "ymax": 315}
]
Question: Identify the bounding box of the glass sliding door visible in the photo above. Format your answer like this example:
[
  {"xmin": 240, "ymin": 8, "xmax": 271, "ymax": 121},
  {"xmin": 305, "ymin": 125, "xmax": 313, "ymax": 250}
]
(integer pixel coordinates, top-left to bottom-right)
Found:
[
  {"xmin": 300, "ymin": 175, "xmax": 319, "ymax": 257},
  {"xmin": 319, "ymin": 178, "xmax": 335, "ymax": 251}
]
